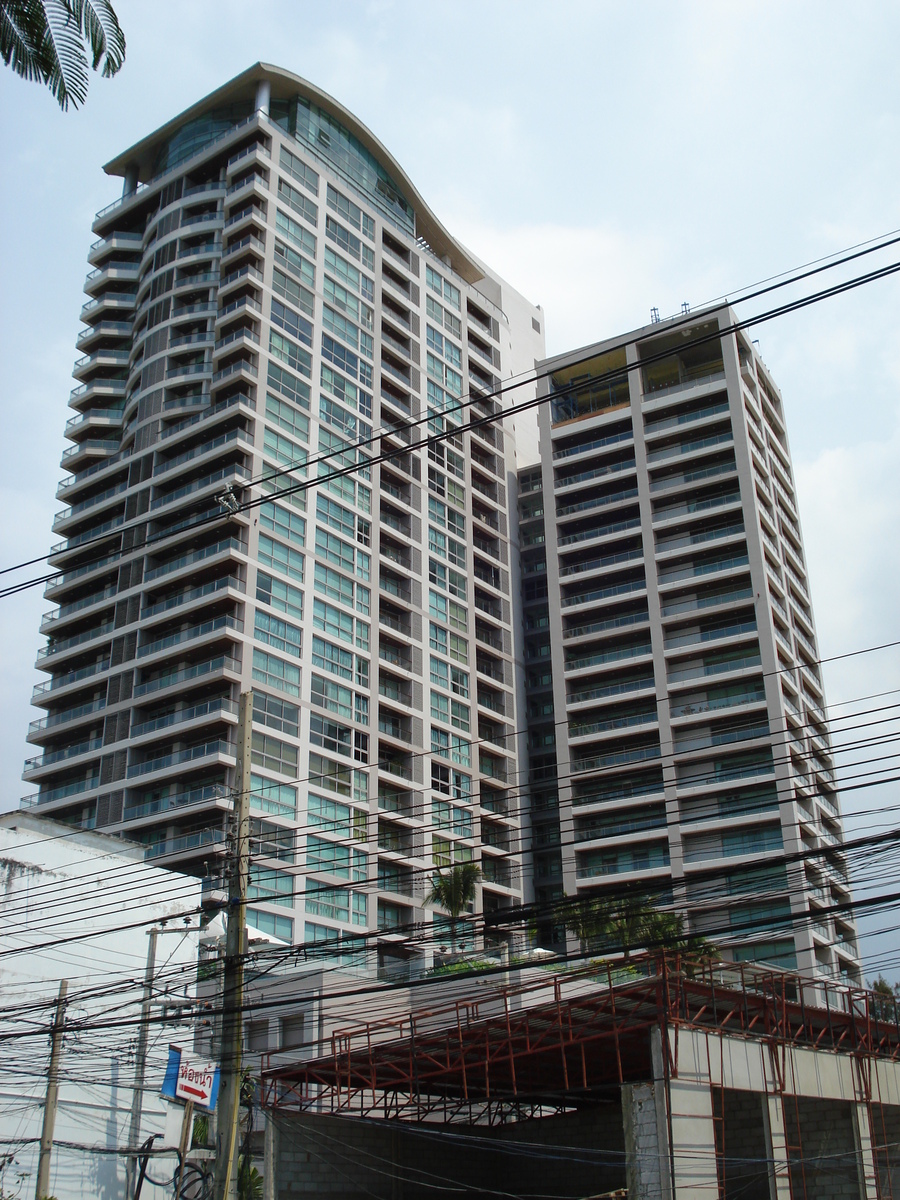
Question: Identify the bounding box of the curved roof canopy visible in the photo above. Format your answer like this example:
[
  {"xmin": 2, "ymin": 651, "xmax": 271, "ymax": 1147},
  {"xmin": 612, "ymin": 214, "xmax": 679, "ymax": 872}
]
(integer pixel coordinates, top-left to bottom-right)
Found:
[{"xmin": 103, "ymin": 62, "xmax": 483, "ymax": 283}]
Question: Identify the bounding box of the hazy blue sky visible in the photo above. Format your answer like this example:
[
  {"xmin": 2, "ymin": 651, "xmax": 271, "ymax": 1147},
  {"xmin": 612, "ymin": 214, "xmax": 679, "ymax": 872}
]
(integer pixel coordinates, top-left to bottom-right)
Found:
[{"xmin": 2, "ymin": 1, "xmax": 899, "ymax": 975}]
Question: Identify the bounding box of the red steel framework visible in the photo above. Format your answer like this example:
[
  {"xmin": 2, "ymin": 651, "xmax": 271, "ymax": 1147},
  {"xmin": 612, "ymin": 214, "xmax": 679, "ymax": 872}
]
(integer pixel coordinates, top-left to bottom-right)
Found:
[
  {"xmin": 262, "ymin": 954, "xmax": 900, "ymax": 1198},
  {"xmin": 261, "ymin": 953, "xmax": 900, "ymax": 1122}
]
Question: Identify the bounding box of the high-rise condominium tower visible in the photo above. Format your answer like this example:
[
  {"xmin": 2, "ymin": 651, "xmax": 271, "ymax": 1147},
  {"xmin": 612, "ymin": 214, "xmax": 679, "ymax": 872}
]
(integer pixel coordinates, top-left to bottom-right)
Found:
[
  {"xmin": 23, "ymin": 64, "xmax": 544, "ymax": 965},
  {"xmin": 517, "ymin": 311, "xmax": 861, "ymax": 982}
]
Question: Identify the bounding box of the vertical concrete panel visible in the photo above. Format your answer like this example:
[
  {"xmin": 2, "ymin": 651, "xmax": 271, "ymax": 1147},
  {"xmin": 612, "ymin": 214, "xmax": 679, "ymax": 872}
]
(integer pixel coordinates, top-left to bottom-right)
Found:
[
  {"xmin": 763, "ymin": 1096, "xmax": 793, "ymax": 1200},
  {"xmin": 852, "ymin": 1104, "xmax": 878, "ymax": 1200}
]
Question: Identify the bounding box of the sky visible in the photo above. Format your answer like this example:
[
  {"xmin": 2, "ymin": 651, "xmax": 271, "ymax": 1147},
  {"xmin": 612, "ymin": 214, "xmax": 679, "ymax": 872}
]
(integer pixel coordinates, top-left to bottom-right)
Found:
[{"xmin": 1, "ymin": 0, "xmax": 899, "ymax": 977}]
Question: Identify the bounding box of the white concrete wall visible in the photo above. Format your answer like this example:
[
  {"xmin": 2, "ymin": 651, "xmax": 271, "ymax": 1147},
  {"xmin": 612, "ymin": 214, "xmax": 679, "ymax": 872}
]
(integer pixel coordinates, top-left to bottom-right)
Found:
[{"xmin": 0, "ymin": 813, "xmax": 201, "ymax": 1200}]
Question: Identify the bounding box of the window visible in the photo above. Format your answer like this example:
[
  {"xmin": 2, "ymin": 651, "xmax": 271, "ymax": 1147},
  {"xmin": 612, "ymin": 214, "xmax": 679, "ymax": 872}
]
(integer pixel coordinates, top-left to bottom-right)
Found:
[
  {"xmin": 429, "ymin": 622, "xmax": 447, "ymax": 655},
  {"xmin": 310, "ymin": 713, "xmax": 353, "ymax": 756},
  {"xmin": 320, "ymin": 394, "xmax": 357, "ymax": 438},
  {"xmin": 428, "ymin": 467, "xmax": 445, "ymax": 498},
  {"xmin": 324, "ymin": 275, "xmax": 372, "ymax": 329},
  {"xmin": 429, "ymin": 590, "xmax": 448, "ymax": 622},
  {"xmin": 305, "ymin": 885, "xmax": 350, "ymax": 922},
  {"xmin": 251, "ymin": 731, "xmax": 298, "ymax": 777},
  {"xmin": 307, "ymin": 834, "xmax": 367, "ymax": 880},
  {"xmin": 257, "ymin": 571, "xmax": 303, "ymax": 620},
  {"xmin": 426, "ymin": 294, "xmax": 461, "ymax": 339},
  {"xmin": 264, "ymin": 426, "xmax": 308, "ymax": 469},
  {"xmin": 277, "ymin": 177, "xmax": 318, "ymax": 227},
  {"xmin": 248, "ymin": 866, "xmax": 294, "ymax": 907},
  {"xmin": 252, "ymin": 691, "xmax": 300, "ymax": 739},
  {"xmin": 324, "ymin": 246, "xmax": 373, "ymax": 302},
  {"xmin": 255, "ymin": 609, "xmax": 302, "ymax": 657},
  {"xmin": 280, "ymin": 145, "xmax": 319, "ymax": 194},
  {"xmin": 430, "ymin": 656, "xmax": 449, "ymax": 688},
  {"xmin": 325, "ymin": 215, "xmax": 375, "ymax": 269},
  {"xmin": 433, "ymin": 837, "xmax": 452, "ymax": 868},
  {"xmin": 431, "ymin": 727, "xmax": 449, "ymax": 757},
  {"xmin": 321, "ymin": 362, "xmax": 371, "ymax": 417},
  {"xmin": 313, "ymin": 598, "xmax": 354, "ymax": 643},
  {"xmin": 449, "ymin": 601, "xmax": 467, "ymax": 631},
  {"xmin": 250, "ymin": 773, "xmax": 297, "ymax": 818},
  {"xmin": 266, "ymin": 394, "xmax": 309, "ymax": 444},
  {"xmin": 268, "ymin": 361, "xmax": 310, "ymax": 409},
  {"xmin": 447, "ymin": 479, "xmax": 466, "ymax": 509},
  {"xmin": 431, "ymin": 690, "xmax": 449, "ymax": 723},
  {"xmin": 309, "ymin": 752, "xmax": 353, "ymax": 797},
  {"xmin": 450, "ymin": 735, "xmax": 471, "ymax": 766},
  {"xmin": 271, "ymin": 298, "xmax": 313, "ymax": 347},
  {"xmin": 309, "ymin": 792, "xmax": 366, "ymax": 840},
  {"xmin": 326, "ymin": 183, "xmax": 375, "ymax": 238},
  {"xmin": 270, "ymin": 329, "xmax": 312, "ymax": 378},
  {"xmin": 449, "ymin": 633, "xmax": 468, "ymax": 664},
  {"xmin": 258, "ymin": 534, "xmax": 305, "ymax": 584},
  {"xmin": 447, "ymin": 510, "xmax": 465, "ymax": 538},
  {"xmin": 261, "ymin": 503, "xmax": 306, "ymax": 548},
  {"xmin": 323, "ymin": 303, "xmax": 359, "ymax": 350},
  {"xmin": 428, "ymin": 496, "xmax": 446, "ymax": 528},
  {"xmin": 429, "ymin": 558, "xmax": 446, "ymax": 589},
  {"xmin": 311, "ymin": 673, "xmax": 353, "ymax": 719},
  {"xmin": 425, "ymin": 265, "xmax": 461, "ymax": 310},
  {"xmin": 280, "ymin": 1012, "xmax": 305, "ymax": 1049},
  {"xmin": 272, "ymin": 265, "xmax": 314, "ymax": 317},
  {"xmin": 451, "ymin": 667, "xmax": 469, "ymax": 698},
  {"xmin": 447, "ymin": 536, "xmax": 466, "ymax": 569},
  {"xmin": 315, "ymin": 527, "xmax": 355, "ymax": 573},
  {"xmin": 451, "ymin": 700, "xmax": 470, "ymax": 732},
  {"xmin": 429, "ymin": 527, "xmax": 446, "ymax": 558},
  {"xmin": 315, "ymin": 561, "xmax": 354, "ymax": 607},
  {"xmin": 312, "ymin": 634, "xmax": 353, "ymax": 680},
  {"xmin": 252, "ymin": 648, "xmax": 300, "ymax": 697},
  {"xmin": 446, "ymin": 448, "xmax": 465, "ymax": 480},
  {"xmin": 274, "ymin": 239, "xmax": 316, "ymax": 290},
  {"xmin": 249, "ymin": 817, "xmax": 294, "ymax": 862},
  {"xmin": 275, "ymin": 208, "xmax": 317, "ymax": 257},
  {"xmin": 247, "ymin": 908, "xmax": 293, "ymax": 942}
]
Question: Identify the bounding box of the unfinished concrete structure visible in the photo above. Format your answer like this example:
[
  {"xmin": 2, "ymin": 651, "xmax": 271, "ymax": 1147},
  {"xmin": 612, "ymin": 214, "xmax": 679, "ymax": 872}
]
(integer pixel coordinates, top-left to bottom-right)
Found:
[{"xmin": 261, "ymin": 954, "xmax": 900, "ymax": 1198}]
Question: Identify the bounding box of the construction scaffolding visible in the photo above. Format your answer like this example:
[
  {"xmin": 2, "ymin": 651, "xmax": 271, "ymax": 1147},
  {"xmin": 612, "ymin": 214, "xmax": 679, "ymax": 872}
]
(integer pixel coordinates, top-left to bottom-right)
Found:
[
  {"xmin": 261, "ymin": 955, "xmax": 900, "ymax": 1199},
  {"xmin": 262, "ymin": 954, "xmax": 900, "ymax": 1122}
]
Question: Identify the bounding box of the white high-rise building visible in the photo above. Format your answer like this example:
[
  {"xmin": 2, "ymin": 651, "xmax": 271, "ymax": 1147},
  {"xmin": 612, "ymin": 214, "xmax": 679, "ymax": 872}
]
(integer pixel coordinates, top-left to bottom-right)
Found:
[
  {"xmin": 516, "ymin": 310, "xmax": 861, "ymax": 982},
  {"xmin": 22, "ymin": 64, "xmax": 544, "ymax": 970}
]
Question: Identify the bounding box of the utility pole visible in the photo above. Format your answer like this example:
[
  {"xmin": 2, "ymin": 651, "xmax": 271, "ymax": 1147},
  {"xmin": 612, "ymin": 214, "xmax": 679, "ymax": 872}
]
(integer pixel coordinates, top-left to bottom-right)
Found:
[
  {"xmin": 213, "ymin": 690, "xmax": 253, "ymax": 1200},
  {"xmin": 35, "ymin": 979, "xmax": 68, "ymax": 1200},
  {"xmin": 125, "ymin": 927, "xmax": 158, "ymax": 1199}
]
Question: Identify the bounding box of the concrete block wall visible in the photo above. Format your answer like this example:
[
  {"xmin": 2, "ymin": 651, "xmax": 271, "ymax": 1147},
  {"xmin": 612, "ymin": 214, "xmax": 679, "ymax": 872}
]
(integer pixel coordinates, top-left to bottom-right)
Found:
[
  {"xmin": 784, "ymin": 1096, "xmax": 861, "ymax": 1200},
  {"xmin": 273, "ymin": 1107, "xmax": 626, "ymax": 1199}
]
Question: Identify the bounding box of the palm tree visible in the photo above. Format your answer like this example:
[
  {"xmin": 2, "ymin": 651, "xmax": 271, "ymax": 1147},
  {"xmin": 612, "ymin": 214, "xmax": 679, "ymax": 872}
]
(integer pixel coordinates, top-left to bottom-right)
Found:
[
  {"xmin": 1, "ymin": 0, "xmax": 125, "ymax": 110},
  {"xmin": 427, "ymin": 862, "xmax": 481, "ymax": 953}
]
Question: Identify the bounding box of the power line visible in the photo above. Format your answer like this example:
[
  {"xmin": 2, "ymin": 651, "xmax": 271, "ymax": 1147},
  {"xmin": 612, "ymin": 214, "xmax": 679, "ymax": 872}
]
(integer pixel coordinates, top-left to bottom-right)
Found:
[{"xmin": 5, "ymin": 239, "xmax": 900, "ymax": 597}]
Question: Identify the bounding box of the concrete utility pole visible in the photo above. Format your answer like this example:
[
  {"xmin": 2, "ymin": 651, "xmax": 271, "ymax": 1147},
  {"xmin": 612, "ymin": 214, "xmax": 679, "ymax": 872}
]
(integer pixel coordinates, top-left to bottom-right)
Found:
[
  {"xmin": 35, "ymin": 979, "xmax": 68, "ymax": 1200},
  {"xmin": 213, "ymin": 690, "xmax": 253, "ymax": 1200},
  {"xmin": 125, "ymin": 927, "xmax": 158, "ymax": 1199}
]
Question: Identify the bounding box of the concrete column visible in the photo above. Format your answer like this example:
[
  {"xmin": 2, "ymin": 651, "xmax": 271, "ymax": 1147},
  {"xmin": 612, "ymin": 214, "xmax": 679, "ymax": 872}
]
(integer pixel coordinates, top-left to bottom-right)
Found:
[
  {"xmin": 623, "ymin": 1081, "xmax": 671, "ymax": 1200},
  {"xmin": 762, "ymin": 1096, "xmax": 793, "ymax": 1200},
  {"xmin": 853, "ymin": 1103, "xmax": 878, "ymax": 1200},
  {"xmin": 255, "ymin": 78, "xmax": 271, "ymax": 117},
  {"xmin": 122, "ymin": 164, "xmax": 138, "ymax": 197}
]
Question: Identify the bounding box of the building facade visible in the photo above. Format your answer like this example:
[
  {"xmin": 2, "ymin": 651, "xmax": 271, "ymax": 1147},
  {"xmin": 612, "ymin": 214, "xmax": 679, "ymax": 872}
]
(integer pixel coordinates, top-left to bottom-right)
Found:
[
  {"xmin": 22, "ymin": 64, "xmax": 544, "ymax": 966},
  {"xmin": 0, "ymin": 812, "xmax": 201, "ymax": 1200},
  {"xmin": 517, "ymin": 311, "xmax": 860, "ymax": 981}
]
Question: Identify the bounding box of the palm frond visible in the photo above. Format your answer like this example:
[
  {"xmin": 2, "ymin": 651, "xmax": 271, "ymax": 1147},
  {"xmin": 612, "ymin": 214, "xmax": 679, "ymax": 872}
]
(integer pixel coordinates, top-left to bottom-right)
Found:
[
  {"xmin": 65, "ymin": 0, "xmax": 124, "ymax": 76},
  {"xmin": 0, "ymin": 0, "xmax": 124, "ymax": 108},
  {"xmin": 40, "ymin": 0, "xmax": 90, "ymax": 108},
  {"xmin": 0, "ymin": 0, "xmax": 48, "ymax": 80}
]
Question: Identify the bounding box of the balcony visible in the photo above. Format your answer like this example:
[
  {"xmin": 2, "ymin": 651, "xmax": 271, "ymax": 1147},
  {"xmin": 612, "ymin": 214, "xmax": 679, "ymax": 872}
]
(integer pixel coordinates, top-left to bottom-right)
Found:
[
  {"xmin": 133, "ymin": 654, "xmax": 240, "ymax": 699},
  {"xmin": 32, "ymin": 659, "xmax": 110, "ymax": 701},
  {"xmin": 126, "ymin": 738, "xmax": 234, "ymax": 780}
]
